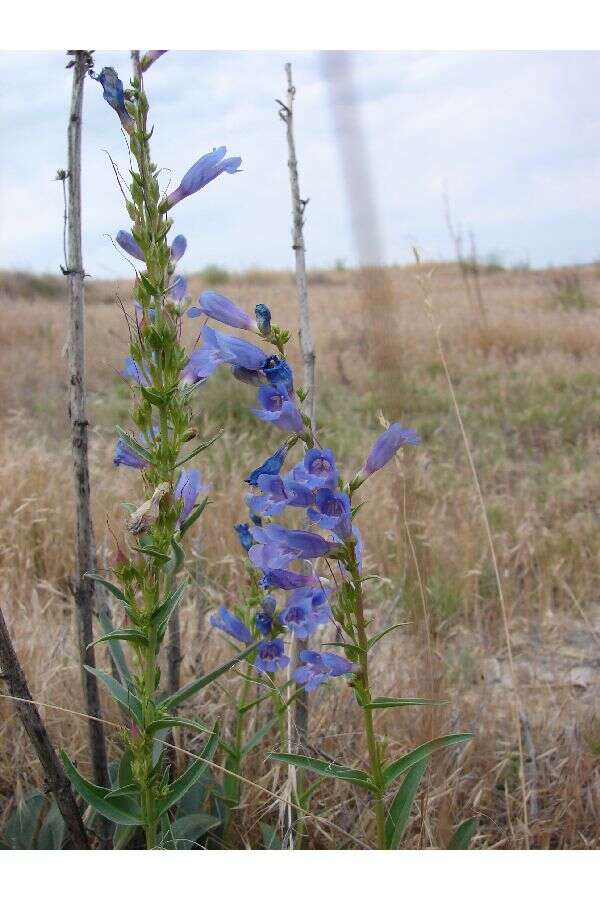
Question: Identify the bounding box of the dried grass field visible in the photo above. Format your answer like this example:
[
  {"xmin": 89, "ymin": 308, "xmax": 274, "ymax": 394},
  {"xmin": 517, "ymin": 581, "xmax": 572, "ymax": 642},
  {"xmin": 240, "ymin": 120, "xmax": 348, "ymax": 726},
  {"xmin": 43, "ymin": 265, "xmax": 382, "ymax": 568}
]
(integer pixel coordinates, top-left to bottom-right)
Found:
[{"xmin": 1, "ymin": 261, "xmax": 600, "ymax": 848}]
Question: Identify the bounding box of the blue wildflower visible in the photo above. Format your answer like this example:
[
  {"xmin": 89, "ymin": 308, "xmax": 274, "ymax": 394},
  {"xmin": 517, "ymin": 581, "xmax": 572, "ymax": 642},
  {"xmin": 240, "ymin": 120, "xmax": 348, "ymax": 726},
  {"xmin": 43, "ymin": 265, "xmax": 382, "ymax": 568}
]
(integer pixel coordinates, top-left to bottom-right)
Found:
[
  {"xmin": 254, "ymin": 639, "xmax": 289, "ymax": 673},
  {"xmin": 259, "ymin": 569, "xmax": 321, "ymax": 591},
  {"xmin": 253, "ymin": 523, "xmax": 337, "ymax": 560},
  {"xmin": 123, "ymin": 356, "xmax": 151, "ymax": 386},
  {"xmin": 140, "ymin": 50, "xmax": 167, "ymax": 71},
  {"xmin": 255, "ymin": 611, "xmax": 274, "ymax": 636},
  {"xmin": 210, "ymin": 607, "xmax": 252, "ymax": 645},
  {"xmin": 253, "ymin": 385, "xmax": 304, "ymax": 433},
  {"xmin": 255, "ymin": 303, "xmax": 272, "ymax": 337},
  {"xmin": 165, "ymin": 147, "xmax": 241, "ymax": 209},
  {"xmin": 169, "ymin": 276, "xmax": 187, "ymax": 303},
  {"xmin": 292, "ymin": 448, "xmax": 337, "ymax": 490},
  {"xmin": 262, "ymin": 356, "xmax": 294, "ymax": 393},
  {"xmin": 278, "ymin": 589, "xmax": 329, "ymax": 639},
  {"xmin": 93, "ymin": 68, "xmax": 133, "ymax": 133},
  {"xmin": 362, "ymin": 423, "xmax": 422, "ymax": 478},
  {"xmin": 290, "ymin": 586, "xmax": 331, "ymax": 626},
  {"xmin": 188, "ymin": 292, "xmax": 258, "ymax": 332},
  {"xmin": 170, "ymin": 234, "xmax": 187, "ymax": 262},
  {"xmin": 113, "ymin": 428, "xmax": 157, "ymax": 469},
  {"xmin": 308, "ymin": 488, "xmax": 353, "ymax": 540},
  {"xmin": 234, "ymin": 523, "xmax": 253, "ymax": 552},
  {"xmin": 293, "ymin": 650, "xmax": 354, "ymax": 692},
  {"xmin": 246, "ymin": 474, "xmax": 314, "ymax": 518},
  {"xmin": 116, "ymin": 230, "xmax": 145, "ymax": 261},
  {"xmin": 232, "ymin": 366, "xmax": 263, "ymax": 386},
  {"xmin": 248, "ymin": 540, "xmax": 297, "ymax": 573},
  {"xmin": 182, "ymin": 326, "xmax": 267, "ymax": 385},
  {"xmin": 174, "ymin": 469, "xmax": 204, "ymax": 528},
  {"xmin": 245, "ymin": 445, "xmax": 288, "ymax": 486}
]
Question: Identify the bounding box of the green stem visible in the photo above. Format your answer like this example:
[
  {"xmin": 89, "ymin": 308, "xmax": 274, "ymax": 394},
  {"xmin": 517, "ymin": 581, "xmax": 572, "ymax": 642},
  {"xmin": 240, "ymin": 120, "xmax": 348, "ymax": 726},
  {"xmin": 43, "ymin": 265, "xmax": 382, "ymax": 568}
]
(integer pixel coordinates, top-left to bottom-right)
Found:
[{"xmin": 348, "ymin": 549, "xmax": 387, "ymax": 849}]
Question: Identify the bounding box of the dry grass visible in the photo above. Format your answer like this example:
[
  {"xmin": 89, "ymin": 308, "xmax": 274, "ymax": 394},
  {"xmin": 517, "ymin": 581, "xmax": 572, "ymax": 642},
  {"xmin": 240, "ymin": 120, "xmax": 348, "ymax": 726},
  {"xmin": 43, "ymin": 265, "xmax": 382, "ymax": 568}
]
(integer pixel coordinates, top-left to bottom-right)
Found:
[{"xmin": 1, "ymin": 262, "xmax": 600, "ymax": 848}]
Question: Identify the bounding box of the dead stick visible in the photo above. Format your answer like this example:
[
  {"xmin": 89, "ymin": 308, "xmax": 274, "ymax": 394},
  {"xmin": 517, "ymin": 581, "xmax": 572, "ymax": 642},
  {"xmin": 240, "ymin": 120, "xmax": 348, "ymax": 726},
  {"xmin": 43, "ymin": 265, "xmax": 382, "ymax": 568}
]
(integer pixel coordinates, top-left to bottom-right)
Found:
[
  {"xmin": 0, "ymin": 604, "xmax": 89, "ymax": 849},
  {"xmin": 64, "ymin": 51, "xmax": 111, "ymax": 820}
]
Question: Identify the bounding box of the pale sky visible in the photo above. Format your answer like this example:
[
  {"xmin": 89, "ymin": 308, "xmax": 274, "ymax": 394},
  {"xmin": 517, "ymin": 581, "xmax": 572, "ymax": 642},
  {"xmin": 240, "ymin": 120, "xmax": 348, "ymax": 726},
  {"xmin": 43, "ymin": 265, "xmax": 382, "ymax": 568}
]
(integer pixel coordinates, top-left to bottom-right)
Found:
[{"xmin": 1, "ymin": 50, "xmax": 599, "ymax": 277}]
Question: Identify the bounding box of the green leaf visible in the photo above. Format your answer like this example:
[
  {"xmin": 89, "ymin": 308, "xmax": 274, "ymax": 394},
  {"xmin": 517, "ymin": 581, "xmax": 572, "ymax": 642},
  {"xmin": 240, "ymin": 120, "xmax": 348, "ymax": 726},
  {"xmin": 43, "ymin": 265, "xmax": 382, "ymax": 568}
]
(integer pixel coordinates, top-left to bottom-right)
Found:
[
  {"xmin": 163, "ymin": 643, "xmax": 257, "ymax": 710},
  {"xmin": 113, "ymin": 824, "xmax": 137, "ymax": 849},
  {"xmin": 84, "ymin": 665, "xmax": 143, "ymax": 725},
  {"xmin": 178, "ymin": 495, "xmax": 210, "ymax": 537},
  {"xmin": 136, "ymin": 545, "xmax": 171, "ymax": 563},
  {"xmin": 260, "ymin": 822, "xmax": 282, "ymax": 849},
  {"xmin": 147, "ymin": 715, "xmax": 213, "ymax": 738},
  {"xmin": 106, "ymin": 783, "xmax": 138, "ymax": 799},
  {"xmin": 367, "ymin": 622, "xmax": 411, "ymax": 651},
  {"xmin": 162, "ymin": 813, "xmax": 220, "ymax": 848},
  {"xmin": 382, "ymin": 733, "xmax": 473, "ymax": 789},
  {"xmin": 150, "ymin": 580, "xmax": 188, "ymax": 633},
  {"xmin": 448, "ymin": 816, "xmax": 478, "ymax": 849},
  {"xmin": 89, "ymin": 628, "xmax": 148, "ymax": 650},
  {"xmin": 115, "ymin": 426, "xmax": 154, "ymax": 464},
  {"xmin": 37, "ymin": 800, "xmax": 66, "ymax": 850},
  {"xmin": 361, "ymin": 697, "xmax": 447, "ymax": 710},
  {"xmin": 140, "ymin": 385, "xmax": 167, "ymax": 407},
  {"xmin": 85, "ymin": 573, "xmax": 129, "ymax": 607},
  {"xmin": 269, "ymin": 753, "xmax": 375, "ymax": 790},
  {"xmin": 98, "ymin": 610, "xmax": 132, "ymax": 687},
  {"xmin": 240, "ymin": 716, "xmax": 278, "ymax": 757},
  {"xmin": 239, "ymin": 690, "xmax": 272, "ymax": 715},
  {"xmin": 384, "ymin": 759, "xmax": 428, "ymax": 849},
  {"xmin": 60, "ymin": 752, "xmax": 143, "ymax": 826},
  {"xmin": 156, "ymin": 729, "xmax": 220, "ymax": 817},
  {"xmin": 170, "ymin": 538, "xmax": 185, "ymax": 572},
  {"xmin": 175, "ymin": 433, "xmax": 222, "ymax": 467}
]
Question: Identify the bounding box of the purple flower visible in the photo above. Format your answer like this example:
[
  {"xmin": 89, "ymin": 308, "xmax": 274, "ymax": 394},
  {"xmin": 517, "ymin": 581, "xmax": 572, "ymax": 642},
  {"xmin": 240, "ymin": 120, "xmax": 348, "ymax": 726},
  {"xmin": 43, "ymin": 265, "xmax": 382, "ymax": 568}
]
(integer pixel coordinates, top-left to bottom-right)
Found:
[
  {"xmin": 174, "ymin": 469, "xmax": 204, "ymax": 528},
  {"xmin": 234, "ymin": 523, "xmax": 253, "ymax": 552},
  {"xmin": 182, "ymin": 326, "xmax": 267, "ymax": 385},
  {"xmin": 113, "ymin": 428, "xmax": 157, "ymax": 469},
  {"xmin": 362, "ymin": 423, "xmax": 422, "ymax": 478},
  {"xmin": 140, "ymin": 50, "xmax": 167, "ymax": 71},
  {"xmin": 262, "ymin": 356, "xmax": 294, "ymax": 393},
  {"xmin": 255, "ymin": 303, "xmax": 272, "ymax": 337},
  {"xmin": 291, "ymin": 586, "xmax": 331, "ymax": 626},
  {"xmin": 170, "ymin": 234, "xmax": 187, "ymax": 262},
  {"xmin": 278, "ymin": 588, "xmax": 329, "ymax": 639},
  {"xmin": 255, "ymin": 611, "xmax": 274, "ymax": 636},
  {"xmin": 308, "ymin": 488, "xmax": 353, "ymax": 540},
  {"xmin": 259, "ymin": 569, "xmax": 321, "ymax": 591},
  {"xmin": 93, "ymin": 67, "xmax": 133, "ymax": 133},
  {"xmin": 123, "ymin": 356, "xmax": 151, "ymax": 386},
  {"xmin": 169, "ymin": 276, "xmax": 187, "ymax": 303},
  {"xmin": 254, "ymin": 639, "xmax": 289, "ymax": 673},
  {"xmin": 116, "ymin": 230, "xmax": 144, "ymax": 261},
  {"xmin": 248, "ymin": 539, "xmax": 297, "ymax": 572},
  {"xmin": 293, "ymin": 650, "xmax": 354, "ymax": 691},
  {"xmin": 253, "ymin": 385, "xmax": 304, "ymax": 433},
  {"xmin": 246, "ymin": 474, "xmax": 314, "ymax": 518},
  {"xmin": 210, "ymin": 607, "xmax": 252, "ymax": 645},
  {"xmin": 292, "ymin": 448, "xmax": 337, "ymax": 490},
  {"xmin": 165, "ymin": 147, "xmax": 241, "ymax": 209},
  {"xmin": 245, "ymin": 445, "xmax": 288, "ymax": 486},
  {"xmin": 232, "ymin": 366, "xmax": 263, "ymax": 386},
  {"xmin": 188, "ymin": 291, "xmax": 257, "ymax": 332},
  {"xmin": 254, "ymin": 523, "xmax": 337, "ymax": 560}
]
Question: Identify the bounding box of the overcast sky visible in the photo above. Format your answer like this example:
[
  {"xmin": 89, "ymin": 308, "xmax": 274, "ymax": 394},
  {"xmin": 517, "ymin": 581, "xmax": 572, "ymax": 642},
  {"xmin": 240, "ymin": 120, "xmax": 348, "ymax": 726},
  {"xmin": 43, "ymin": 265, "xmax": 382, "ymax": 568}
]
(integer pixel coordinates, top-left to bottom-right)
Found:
[{"xmin": 1, "ymin": 50, "xmax": 599, "ymax": 277}]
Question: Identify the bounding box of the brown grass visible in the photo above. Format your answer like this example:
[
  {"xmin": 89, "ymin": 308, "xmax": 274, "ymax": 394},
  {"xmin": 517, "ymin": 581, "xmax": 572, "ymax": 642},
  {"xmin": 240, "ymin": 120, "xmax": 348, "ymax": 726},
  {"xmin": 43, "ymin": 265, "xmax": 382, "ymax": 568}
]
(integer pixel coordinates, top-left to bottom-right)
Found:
[{"xmin": 1, "ymin": 262, "xmax": 600, "ymax": 848}]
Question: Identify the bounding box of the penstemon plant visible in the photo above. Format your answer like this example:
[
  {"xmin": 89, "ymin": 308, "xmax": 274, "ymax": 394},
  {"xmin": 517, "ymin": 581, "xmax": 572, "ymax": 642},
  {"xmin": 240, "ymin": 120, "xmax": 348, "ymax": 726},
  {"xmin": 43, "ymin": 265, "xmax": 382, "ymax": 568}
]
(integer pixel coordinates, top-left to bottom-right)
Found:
[{"xmin": 60, "ymin": 51, "xmax": 255, "ymax": 850}]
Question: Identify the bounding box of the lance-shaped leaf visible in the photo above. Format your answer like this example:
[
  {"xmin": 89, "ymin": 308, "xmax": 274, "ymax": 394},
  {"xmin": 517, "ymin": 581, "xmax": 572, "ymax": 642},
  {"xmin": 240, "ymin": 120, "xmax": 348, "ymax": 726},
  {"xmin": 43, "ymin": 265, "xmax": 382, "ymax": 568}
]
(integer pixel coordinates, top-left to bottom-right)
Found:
[
  {"xmin": 162, "ymin": 643, "xmax": 257, "ymax": 709},
  {"xmin": 136, "ymin": 545, "xmax": 171, "ymax": 563},
  {"xmin": 150, "ymin": 580, "xmax": 188, "ymax": 634},
  {"xmin": 88, "ymin": 628, "xmax": 148, "ymax": 650},
  {"xmin": 360, "ymin": 697, "xmax": 447, "ymax": 710},
  {"xmin": 146, "ymin": 715, "xmax": 213, "ymax": 738},
  {"xmin": 60, "ymin": 752, "xmax": 143, "ymax": 826},
  {"xmin": 162, "ymin": 813, "xmax": 220, "ymax": 848},
  {"xmin": 269, "ymin": 753, "xmax": 375, "ymax": 790},
  {"xmin": 175, "ymin": 433, "xmax": 222, "ymax": 468},
  {"xmin": 84, "ymin": 665, "xmax": 143, "ymax": 725},
  {"xmin": 98, "ymin": 610, "xmax": 132, "ymax": 687},
  {"xmin": 382, "ymin": 733, "xmax": 473, "ymax": 789},
  {"xmin": 115, "ymin": 425, "xmax": 155, "ymax": 464},
  {"xmin": 85, "ymin": 573, "xmax": 129, "ymax": 607},
  {"xmin": 384, "ymin": 759, "xmax": 428, "ymax": 849},
  {"xmin": 240, "ymin": 716, "xmax": 278, "ymax": 757},
  {"xmin": 178, "ymin": 496, "xmax": 210, "ymax": 537},
  {"xmin": 156, "ymin": 729, "xmax": 220, "ymax": 816},
  {"xmin": 367, "ymin": 622, "xmax": 411, "ymax": 651},
  {"xmin": 448, "ymin": 816, "xmax": 478, "ymax": 849}
]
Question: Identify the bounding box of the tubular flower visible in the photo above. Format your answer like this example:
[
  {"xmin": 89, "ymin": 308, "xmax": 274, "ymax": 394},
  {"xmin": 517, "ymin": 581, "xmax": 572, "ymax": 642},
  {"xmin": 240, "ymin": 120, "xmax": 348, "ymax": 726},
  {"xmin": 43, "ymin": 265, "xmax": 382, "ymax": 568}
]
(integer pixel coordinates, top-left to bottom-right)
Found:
[
  {"xmin": 234, "ymin": 523, "xmax": 253, "ymax": 552},
  {"xmin": 93, "ymin": 67, "xmax": 134, "ymax": 133},
  {"xmin": 113, "ymin": 428, "xmax": 157, "ymax": 469},
  {"xmin": 116, "ymin": 229, "xmax": 145, "ymax": 261},
  {"xmin": 170, "ymin": 234, "xmax": 187, "ymax": 261},
  {"xmin": 245, "ymin": 445, "xmax": 289, "ymax": 486},
  {"xmin": 307, "ymin": 488, "xmax": 353, "ymax": 539},
  {"xmin": 245, "ymin": 473, "xmax": 314, "ymax": 518},
  {"xmin": 165, "ymin": 147, "xmax": 241, "ymax": 209},
  {"xmin": 293, "ymin": 650, "xmax": 355, "ymax": 692},
  {"xmin": 292, "ymin": 448, "xmax": 337, "ymax": 490},
  {"xmin": 123, "ymin": 356, "xmax": 151, "ymax": 386},
  {"xmin": 188, "ymin": 291, "xmax": 258, "ymax": 332},
  {"xmin": 248, "ymin": 540, "xmax": 297, "ymax": 572},
  {"xmin": 181, "ymin": 325, "xmax": 267, "ymax": 385},
  {"xmin": 278, "ymin": 590, "xmax": 327, "ymax": 639},
  {"xmin": 259, "ymin": 568, "xmax": 321, "ymax": 591},
  {"xmin": 174, "ymin": 469, "xmax": 204, "ymax": 528},
  {"xmin": 253, "ymin": 385, "xmax": 304, "ymax": 433},
  {"xmin": 255, "ymin": 303, "xmax": 272, "ymax": 337},
  {"xmin": 169, "ymin": 276, "xmax": 187, "ymax": 303},
  {"xmin": 254, "ymin": 639, "xmax": 289, "ymax": 673},
  {"xmin": 361, "ymin": 423, "xmax": 422, "ymax": 478},
  {"xmin": 262, "ymin": 355, "xmax": 294, "ymax": 393},
  {"xmin": 253, "ymin": 523, "xmax": 337, "ymax": 559},
  {"xmin": 210, "ymin": 607, "xmax": 252, "ymax": 645}
]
